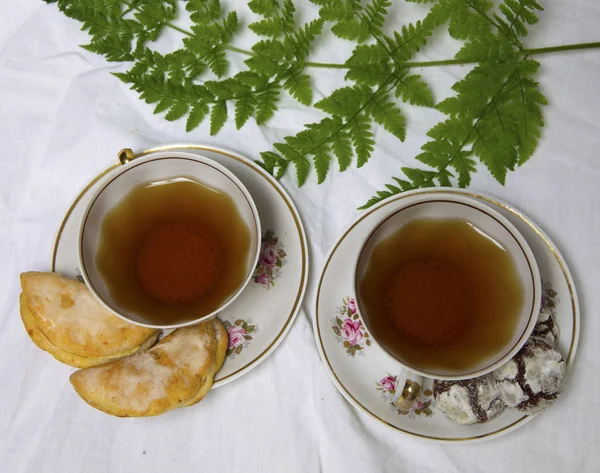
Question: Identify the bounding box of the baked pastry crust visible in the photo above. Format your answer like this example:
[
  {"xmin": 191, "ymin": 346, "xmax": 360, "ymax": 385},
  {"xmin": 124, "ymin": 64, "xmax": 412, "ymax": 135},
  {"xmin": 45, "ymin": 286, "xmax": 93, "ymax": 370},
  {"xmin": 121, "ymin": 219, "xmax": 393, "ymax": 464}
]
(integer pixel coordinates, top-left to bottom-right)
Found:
[
  {"xmin": 70, "ymin": 318, "xmax": 228, "ymax": 417},
  {"xmin": 20, "ymin": 272, "xmax": 159, "ymax": 367}
]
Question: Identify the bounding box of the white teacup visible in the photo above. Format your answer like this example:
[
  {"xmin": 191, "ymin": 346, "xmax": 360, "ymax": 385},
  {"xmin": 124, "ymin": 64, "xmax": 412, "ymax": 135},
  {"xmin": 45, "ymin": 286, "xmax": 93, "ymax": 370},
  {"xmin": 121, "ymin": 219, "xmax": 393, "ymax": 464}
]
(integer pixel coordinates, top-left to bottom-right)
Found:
[
  {"xmin": 353, "ymin": 194, "xmax": 541, "ymax": 405},
  {"xmin": 78, "ymin": 149, "xmax": 261, "ymax": 329}
]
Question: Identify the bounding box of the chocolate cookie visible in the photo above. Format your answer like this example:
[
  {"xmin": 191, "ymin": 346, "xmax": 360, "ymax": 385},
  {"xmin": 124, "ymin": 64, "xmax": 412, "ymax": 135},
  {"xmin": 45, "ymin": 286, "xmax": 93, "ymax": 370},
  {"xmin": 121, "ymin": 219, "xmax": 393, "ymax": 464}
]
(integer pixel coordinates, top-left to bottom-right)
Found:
[
  {"xmin": 433, "ymin": 377, "xmax": 505, "ymax": 424},
  {"xmin": 532, "ymin": 307, "xmax": 560, "ymax": 347},
  {"xmin": 492, "ymin": 338, "xmax": 566, "ymax": 414}
]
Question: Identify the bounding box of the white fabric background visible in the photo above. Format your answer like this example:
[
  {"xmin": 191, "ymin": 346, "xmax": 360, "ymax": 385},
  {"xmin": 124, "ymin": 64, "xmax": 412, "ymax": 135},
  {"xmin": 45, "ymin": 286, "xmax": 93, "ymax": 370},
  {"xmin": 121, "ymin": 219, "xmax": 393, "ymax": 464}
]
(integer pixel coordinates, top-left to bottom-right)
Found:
[{"xmin": 1, "ymin": 1, "xmax": 599, "ymax": 472}]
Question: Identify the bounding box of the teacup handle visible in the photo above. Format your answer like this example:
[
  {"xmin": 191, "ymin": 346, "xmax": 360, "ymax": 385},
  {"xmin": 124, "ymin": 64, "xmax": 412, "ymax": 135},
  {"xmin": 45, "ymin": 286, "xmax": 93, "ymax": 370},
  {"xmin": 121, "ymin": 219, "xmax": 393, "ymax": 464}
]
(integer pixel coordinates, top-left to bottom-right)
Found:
[
  {"xmin": 394, "ymin": 371, "xmax": 424, "ymax": 411},
  {"xmin": 118, "ymin": 148, "xmax": 136, "ymax": 165}
]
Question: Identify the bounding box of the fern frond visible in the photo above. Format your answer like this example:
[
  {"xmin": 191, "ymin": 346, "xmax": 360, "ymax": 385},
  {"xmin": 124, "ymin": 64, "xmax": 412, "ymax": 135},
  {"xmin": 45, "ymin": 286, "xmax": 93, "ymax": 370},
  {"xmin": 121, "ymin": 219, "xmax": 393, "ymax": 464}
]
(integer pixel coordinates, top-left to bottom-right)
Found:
[
  {"xmin": 311, "ymin": 0, "xmax": 369, "ymax": 42},
  {"xmin": 210, "ymin": 100, "xmax": 228, "ymax": 135},
  {"xmin": 283, "ymin": 19, "xmax": 324, "ymax": 62},
  {"xmin": 248, "ymin": 0, "xmax": 280, "ymax": 17},
  {"xmin": 394, "ymin": 73, "xmax": 435, "ymax": 107},
  {"xmin": 183, "ymin": 7, "xmax": 238, "ymax": 78},
  {"xmin": 363, "ymin": 56, "xmax": 547, "ymax": 208},
  {"xmin": 249, "ymin": 0, "xmax": 295, "ymax": 37},
  {"xmin": 495, "ymin": 0, "xmax": 543, "ymax": 40},
  {"xmin": 361, "ymin": 0, "xmax": 392, "ymax": 38},
  {"xmin": 366, "ymin": 90, "xmax": 406, "ymax": 141},
  {"xmin": 283, "ymin": 66, "xmax": 313, "ymax": 106},
  {"xmin": 345, "ymin": 44, "xmax": 392, "ymax": 86},
  {"xmin": 440, "ymin": 0, "xmax": 495, "ymax": 41},
  {"xmin": 234, "ymin": 92, "xmax": 257, "ymax": 129},
  {"xmin": 57, "ymin": 0, "xmax": 175, "ymax": 62},
  {"xmin": 256, "ymin": 81, "xmax": 282, "ymax": 124}
]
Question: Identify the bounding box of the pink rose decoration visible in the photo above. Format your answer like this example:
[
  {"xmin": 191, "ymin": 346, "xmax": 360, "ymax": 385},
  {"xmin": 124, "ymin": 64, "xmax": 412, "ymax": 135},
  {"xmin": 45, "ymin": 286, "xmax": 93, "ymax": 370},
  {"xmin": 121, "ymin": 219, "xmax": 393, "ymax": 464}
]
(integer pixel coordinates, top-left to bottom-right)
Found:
[
  {"xmin": 415, "ymin": 400, "xmax": 424, "ymax": 410},
  {"xmin": 256, "ymin": 272, "xmax": 271, "ymax": 286},
  {"xmin": 380, "ymin": 376, "xmax": 396, "ymax": 392},
  {"xmin": 347, "ymin": 298, "xmax": 357, "ymax": 314},
  {"xmin": 341, "ymin": 318, "xmax": 364, "ymax": 346},
  {"xmin": 227, "ymin": 325, "xmax": 246, "ymax": 349},
  {"xmin": 260, "ymin": 245, "xmax": 278, "ymax": 268}
]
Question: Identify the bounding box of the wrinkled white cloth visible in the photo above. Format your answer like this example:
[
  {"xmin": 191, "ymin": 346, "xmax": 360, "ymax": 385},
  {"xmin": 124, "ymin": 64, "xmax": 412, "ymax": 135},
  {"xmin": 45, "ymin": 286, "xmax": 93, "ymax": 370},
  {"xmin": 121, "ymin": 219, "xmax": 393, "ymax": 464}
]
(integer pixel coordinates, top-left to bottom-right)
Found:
[{"xmin": 1, "ymin": 1, "xmax": 599, "ymax": 472}]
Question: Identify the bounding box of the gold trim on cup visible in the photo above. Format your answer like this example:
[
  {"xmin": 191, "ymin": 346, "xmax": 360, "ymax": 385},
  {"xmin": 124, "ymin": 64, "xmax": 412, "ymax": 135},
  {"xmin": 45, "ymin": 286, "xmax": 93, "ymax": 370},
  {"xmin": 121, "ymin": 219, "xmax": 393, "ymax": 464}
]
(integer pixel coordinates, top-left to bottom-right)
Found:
[
  {"xmin": 353, "ymin": 198, "xmax": 539, "ymax": 380},
  {"xmin": 79, "ymin": 155, "xmax": 261, "ymax": 330}
]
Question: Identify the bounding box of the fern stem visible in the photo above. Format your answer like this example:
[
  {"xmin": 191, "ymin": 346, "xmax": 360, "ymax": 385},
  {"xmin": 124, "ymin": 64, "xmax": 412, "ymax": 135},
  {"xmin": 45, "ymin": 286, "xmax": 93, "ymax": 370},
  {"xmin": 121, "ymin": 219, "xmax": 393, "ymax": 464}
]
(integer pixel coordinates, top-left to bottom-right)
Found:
[
  {"xmin": 165, "ymin": 22, "xmax": 193, "ymax": 37},
  {"xmin": 224, "ymin": 45, "xmax": 253, "ymax": 56},
  {"xmin": 303, "ymin": 61, "xmax": 349, "ymax": 69},
  {"xmin": 146, "ymin": 6, "xmax": 600, "ymax": 71},
  {"xmin": 523, "ymin": 42, "xmax": 600, "ymax": 56}
]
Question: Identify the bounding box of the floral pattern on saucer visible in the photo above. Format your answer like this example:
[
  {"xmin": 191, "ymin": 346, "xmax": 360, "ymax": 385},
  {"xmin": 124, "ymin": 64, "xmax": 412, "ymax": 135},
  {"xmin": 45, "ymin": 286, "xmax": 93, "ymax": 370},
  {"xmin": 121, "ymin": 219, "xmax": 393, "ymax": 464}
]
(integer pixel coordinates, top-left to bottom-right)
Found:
[
  {"xmin": 376, "ymin": 374, "xmax": 434, "ymax": 418},
  {"xmin": 224, "ymin": 319, "xmax": 257, "ymax": 358},
  {"xmin": 254, "ymin": 230, "xmax": 287, "ymax": 289},
  {"xmin": 332, "ymin": 297, "xmax": 371, "ymax": 356}
]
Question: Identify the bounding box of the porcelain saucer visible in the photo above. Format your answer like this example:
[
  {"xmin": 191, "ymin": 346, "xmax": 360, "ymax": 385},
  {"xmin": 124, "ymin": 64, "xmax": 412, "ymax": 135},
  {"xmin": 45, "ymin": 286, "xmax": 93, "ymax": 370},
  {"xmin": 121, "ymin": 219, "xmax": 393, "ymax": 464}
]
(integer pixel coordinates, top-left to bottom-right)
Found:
[
  {"xmin": 51, "ymin": 144, "xmax": 309, "ymax": 388},
  {"xmin": 314, "ymin": 188, "xmax": 579, "ymax": 443}
]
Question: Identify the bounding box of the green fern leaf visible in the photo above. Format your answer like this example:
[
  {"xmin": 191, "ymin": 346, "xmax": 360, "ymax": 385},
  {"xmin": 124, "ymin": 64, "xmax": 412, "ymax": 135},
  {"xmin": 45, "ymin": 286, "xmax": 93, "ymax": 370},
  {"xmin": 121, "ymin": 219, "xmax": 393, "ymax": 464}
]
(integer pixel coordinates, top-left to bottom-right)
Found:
[
  {"xmin": 210, "ymin": 100, "xmax": 228, "ymax": 135},
  {"xmin": 153, "ymin": 98, "xmax": 173, "ymax": 114},
  {"xmin": 249, "ymin": 0, "xmax": 280, "ymax": 16},
  {"xmin": 256, "ymin": 82, "xmax": 281, "ymax": 124},
  {"xmin": 272, "ymin": 142, "xmax": 310, "ymax": 185},
  {"xmin": 204, "ymin": 80, "xmax": 233, "ymax": 99},
  {"xmin": 332, "ymin": 18, "xmax": 367, "ymax": 41},
  {"xmin": 249, "ymin": 0, "xmax": 295, "ymax": 37},
  {"xmin": 251, "ymin": 39, "xmax": 285, "ymax": 61},
  {"xmin": 442, "ymin": 0, "xmax": 494, "ymax": 41},
  {"xmin": 455, "ymin": 35, "xmax": 514, "ymax": 61},
  {"xmin": 283, "ymin": 67, "xmax": 313, "ymax": 106},
  {"xmin": 345, "ymin": 44, "xmax": 392, "ymax": 86},
  {"xmin": 258, "ymin": 150, "xmax": 281, "ymax": 175},
  {"xmin": 245, "ymin": 56, "xmax": 284, "ymax": 77},
  {"xmin": 206, "ymin": 46, "xmax": 227, "ymax": 77},
  {"xmin": 383, "ymin": 18, "xmax": 438, "ymax": 63},
  {"xmin": 257, "ymin": 150, "xmax": 290, "ymax": 179},
  {"xmin": 401, "ymin": 167, "xmax": 437, "ymax": 187},
  {"xmin": 360, "ymin": 0, "xmax": 391, "ymax": 39},
  {"xmin": 234, "ymin": 93, "xmax": 257, "ymax": 129},
  {"xmin": 315, "ymin": 86, "xmax": 362, "ymax": 117},
  {"xmin": 348, "ymin": 113, "xmax": 375, "ymax": 167},
  {"xmin": 293, "ymin": 156, "xmax": 311, "ymax": 186},
  {"xmin": 313, "ymin": 144, "xmax": 332, "ymax": 183},
  {"xmin": 331, "ymin": 127, "xmax": 353, "ymax": 171},
  {"xmin": 235, "ymin": 71, "xmax": 268, "ymax": 88},
  {"xmin": 186, "ymin": 0, "xmax": 221, "ymax": 20},
  {"xmin": 246, "ymin": 40, "xmax": 285, "ymax": 76},
  {"xmin": 366, "ymin": 91, "xmax": 406, "ymax": 141},
  {"xmin": 186, "ymin": 103, "xmax": 210, "ymax": 132},
  {"xmin": 250, "ymin": 16, "xmax": 285, "ymax": 37},
  {"xmin": 165, "ymin": 102, "xmax": 189, "ymax": 121},
  {"xmin": 312, "ymin": 0, "xmax": 369, "ymax": 42},
  {"xmin": 495, "ymin": 0, "xmax": 542, "ymax": 39},
  {"xmin": 133, "ymin": 1, "xmax": 177, "ymax": 41},
  {"xmin": 394, "ymin": 73, "xmax": 434, "ymax": 107},
  {"xmin": 283, "ymin": 19, "xmax": 324, "ymax": 61}
]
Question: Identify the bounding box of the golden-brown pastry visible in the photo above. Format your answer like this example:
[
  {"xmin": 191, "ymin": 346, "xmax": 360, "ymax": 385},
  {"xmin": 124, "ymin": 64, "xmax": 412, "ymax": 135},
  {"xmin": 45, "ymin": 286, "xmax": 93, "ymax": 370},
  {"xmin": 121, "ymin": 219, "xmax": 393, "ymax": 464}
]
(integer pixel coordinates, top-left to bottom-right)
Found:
[
  {"xmin": 20, "ymin": 272, "xmax": 160, "ymax": 368},
  {"xmin": 70, "ymin": 318, "xmax": 228, "ymax": 417}
]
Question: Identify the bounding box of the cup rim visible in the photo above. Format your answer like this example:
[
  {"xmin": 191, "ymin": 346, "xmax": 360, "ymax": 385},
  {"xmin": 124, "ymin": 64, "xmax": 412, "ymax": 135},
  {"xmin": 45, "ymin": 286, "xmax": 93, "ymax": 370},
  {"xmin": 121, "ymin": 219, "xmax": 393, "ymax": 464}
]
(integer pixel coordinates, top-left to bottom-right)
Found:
[
  {"xmin": 77, "ymin": 150, "xmax": 262, "ymax": 329},
  {"xmin": 352, "ymin": 193, "xmax": 541, "ymax": 381}
]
